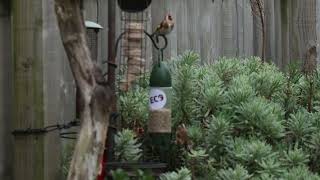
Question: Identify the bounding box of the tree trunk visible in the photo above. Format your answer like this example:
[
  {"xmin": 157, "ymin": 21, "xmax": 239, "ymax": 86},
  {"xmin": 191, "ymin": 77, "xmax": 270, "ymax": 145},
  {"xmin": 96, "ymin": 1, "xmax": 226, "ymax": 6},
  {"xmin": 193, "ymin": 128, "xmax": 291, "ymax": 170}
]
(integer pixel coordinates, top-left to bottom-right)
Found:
[{"xmin": 54, "ymin": 0, "xmax": 111, "ymax": 180}]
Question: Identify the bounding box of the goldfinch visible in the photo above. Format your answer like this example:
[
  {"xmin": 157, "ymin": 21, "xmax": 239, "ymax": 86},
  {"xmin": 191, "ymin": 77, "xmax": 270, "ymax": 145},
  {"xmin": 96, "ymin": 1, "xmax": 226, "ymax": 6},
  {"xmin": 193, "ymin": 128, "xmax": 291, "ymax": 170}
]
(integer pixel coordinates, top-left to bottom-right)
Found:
[{"xmin": 153, "ymin": 14, "xmax": 174, "ymax": 40}]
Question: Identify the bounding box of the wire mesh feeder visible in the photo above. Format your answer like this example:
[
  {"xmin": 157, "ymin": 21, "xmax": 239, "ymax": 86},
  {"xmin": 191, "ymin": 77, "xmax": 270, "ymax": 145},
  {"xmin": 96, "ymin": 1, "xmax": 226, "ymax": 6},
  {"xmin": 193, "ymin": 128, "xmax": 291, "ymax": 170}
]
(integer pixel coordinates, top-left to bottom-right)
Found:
[{"xmin": 117, "ymin": 10, "xmax": 150, "ymax": 92}]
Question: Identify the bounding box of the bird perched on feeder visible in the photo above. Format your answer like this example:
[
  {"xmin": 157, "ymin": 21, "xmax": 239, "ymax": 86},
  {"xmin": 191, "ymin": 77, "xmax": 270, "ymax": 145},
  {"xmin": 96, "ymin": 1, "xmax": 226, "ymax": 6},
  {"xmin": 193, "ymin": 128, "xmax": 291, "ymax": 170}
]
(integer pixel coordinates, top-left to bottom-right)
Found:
[{"xmin": 152, "ymin": 14, "xmax": 174, "ymax": 42}]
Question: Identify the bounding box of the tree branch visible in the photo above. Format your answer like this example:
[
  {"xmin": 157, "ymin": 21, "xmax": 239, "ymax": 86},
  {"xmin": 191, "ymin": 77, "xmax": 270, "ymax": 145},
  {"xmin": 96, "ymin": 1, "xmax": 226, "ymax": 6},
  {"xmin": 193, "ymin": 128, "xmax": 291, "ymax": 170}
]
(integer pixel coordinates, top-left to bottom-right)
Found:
[{"xmin": 54, "ymin": 0, "xmax": 111, "ymax": 179}]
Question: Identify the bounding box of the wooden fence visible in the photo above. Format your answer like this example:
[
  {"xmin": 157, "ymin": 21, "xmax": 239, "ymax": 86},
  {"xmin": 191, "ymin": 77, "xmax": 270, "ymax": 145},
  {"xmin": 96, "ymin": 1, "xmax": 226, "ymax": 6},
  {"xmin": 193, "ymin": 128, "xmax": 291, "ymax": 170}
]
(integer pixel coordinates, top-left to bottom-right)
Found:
[{"xmin": 145, "ymin": 0, "xmax": 319, "ymax": 68}]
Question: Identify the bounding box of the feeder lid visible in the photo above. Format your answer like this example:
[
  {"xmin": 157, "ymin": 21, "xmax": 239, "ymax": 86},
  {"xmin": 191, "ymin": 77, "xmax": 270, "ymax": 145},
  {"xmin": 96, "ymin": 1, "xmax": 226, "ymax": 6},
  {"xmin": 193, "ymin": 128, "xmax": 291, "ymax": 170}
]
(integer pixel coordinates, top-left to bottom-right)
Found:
[
  {"xmin": 150, "ymin": 62, "xmax": 171, "ymax": 87},
  {"xmin": 117, "ymin": 0, "xmax": 152, "ymax": 13},
  {"xmin": 85, "ymin": 21, "xmax": 103, "ymax": 29}
]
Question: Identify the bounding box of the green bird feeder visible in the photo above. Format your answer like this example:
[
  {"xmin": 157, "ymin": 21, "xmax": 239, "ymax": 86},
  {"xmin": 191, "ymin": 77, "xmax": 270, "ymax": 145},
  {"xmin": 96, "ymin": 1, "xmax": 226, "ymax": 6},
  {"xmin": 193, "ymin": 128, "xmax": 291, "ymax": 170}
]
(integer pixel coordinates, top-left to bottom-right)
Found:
[{"xmin": 147, "ymin": 61, "xmax": 172, "ymax": 163}]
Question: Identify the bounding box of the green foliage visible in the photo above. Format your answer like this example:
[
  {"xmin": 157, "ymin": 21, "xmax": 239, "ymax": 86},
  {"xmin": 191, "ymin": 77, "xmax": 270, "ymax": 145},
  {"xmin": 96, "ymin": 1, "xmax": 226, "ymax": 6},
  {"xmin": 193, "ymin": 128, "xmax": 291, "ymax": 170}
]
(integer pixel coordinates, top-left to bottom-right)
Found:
[
  {"xmin": 111, "ymin": 169, "xmax": 130, "ymax": 180},
  {"xmin": 205, "ymin": 115, "xmax": 232, "ymax": 163},
  {"xmin": 249, "ymin": 63, "xmax": 285, "ymax": 99},
  {"xmin": 227, "ymin": 75, "xmax": 255, "ymax": 106},
  {"xmin": 202, "ymin": 85, "xmax": 226, "ymax": 115},
  {"xmin": 114, "ymin": 129, "xmax": 142, "ymax": 162},
  {"xmin": 185, "ymin": 148, "xmax": 210, "ymax": 177},
  {"xmin": 229, "ymin": 138, "xmax": 276, "ymax": 173},
  {"xmin": 111, "ymin": 169, "xmax": 155, "ymax": 180},
  {"xmin": 213, "ymin": 57, "xmax": 243, "ymax": 86},
  {"xmin": 235, "ymin": 97, "xmax": 284, "ymax": 140},
  {"xmin": 118, "ymin": 52, "xmax": 320, "ymax": 179},
  {"xmin": 168, "ymin": 51, "xmax": 201, "ymax": 125},
  {"xmin": 186, "ymin": 125, "xmax": 204, "ymax": 147},
  {"xmin": 286, "ymin": 109, "xmax": 315, "ymax": 145},
  {"xmin": 276, "ymin": 63, "xmax": 302, "ymax": 118},
  {"xmin": 197, "ymin": 67, "xmax": 225, "ymax": 118},
  {"xmin": 308, "ymin": 132, "xmax": 320, "ymax": 172},
  {"xmin": 217, "ymin": 165, "xmax": 251, "ymax": 180},
  {"xmin": 242, "ymin": 57, "xmax": 264, "ymax": 74},
  {"xmin": 160, "ymin": 167, "xmax": 192, "ymax": 180},
  {"xmin": 282, "ymin": 166, "xmax": 320, "ymax": 180},
  {"xmin": 282, "ymin": 146, "xmax": 309, "ymax": 168},
  {"xmin": 257, "ymin": 157, "xmax": 284, "ymax": 178},
  {"xmin": 119, "ymin": 87, "xmax": 148, "ymax": 128}
]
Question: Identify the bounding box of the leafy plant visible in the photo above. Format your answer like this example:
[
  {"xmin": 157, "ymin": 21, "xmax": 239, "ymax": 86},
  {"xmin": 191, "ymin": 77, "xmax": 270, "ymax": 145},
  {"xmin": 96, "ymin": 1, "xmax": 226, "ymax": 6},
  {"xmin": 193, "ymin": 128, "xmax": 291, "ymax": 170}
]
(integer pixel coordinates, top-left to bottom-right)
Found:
[
  {"xmin": 205, "ymin": 115, "xmax": 232, "ymax": 159},
  {"xmin": 118, "ymin": 52, "xmax": 320, "ymax": 179},
  {"xmin": 257, "ymin": 157, "xmax": 284, "ymax": 178},
  {"xmin": 186, "ymin": 125, "xmax": 204, "ymax": 147},
  {"xmin": 282, "ymin": 166, "xmax": 320, "ymax": 180},
  {"xmin": 286, "ymin": 109, "xmax": 315, "ymax": 145},
  {"xmin": 229, "ymin": 138, "xmax": 276, "ymax": 173},
  {"xmin": 227, "ymin": 75, "xmax": 255, "ymax": 106},
  {"xmin": 185, "ymin": 148, "xmax": 209, "ymax": 178},
  {"xmin": 282, "ymin": 145, "xmax": 309, "ymax": 168},
  {"xmin": 111, "ymin": 169, "xmax": 155, "ymax": 180},
  {"xmin": 114, "ymin": 129, "xmax": 142, "ymax": 162},
  {"xmin": 308, "ymin": 132, "xmax": 320, "ymax": 172},
  {"xmin": 249, "ymin": 64, "xmax": 285, "ymax": 99},
  {"xmin": 119, "ymin": 88, "xmax": 148, "ymax": 129},
  {"xmin": 217, "ymin": 165, "xmax": 251, "ymax": 180},
  {"xmin": 213, "ymin": 57, "xmax": 243, "ymax": 86},
  {"xmin": 160, "ymin": 167, "xmax": 192, "ymax": 180},
  {"xmin": 169, "ymin": 52, "xmax": 201, "ymax": 125},
  {"xmin": 235, "ymin": 97, "xmax": 284, "ymax": 140},
  {"xmin": 111, "ymin": 169, "xmax": 130, "ymax": 180}
]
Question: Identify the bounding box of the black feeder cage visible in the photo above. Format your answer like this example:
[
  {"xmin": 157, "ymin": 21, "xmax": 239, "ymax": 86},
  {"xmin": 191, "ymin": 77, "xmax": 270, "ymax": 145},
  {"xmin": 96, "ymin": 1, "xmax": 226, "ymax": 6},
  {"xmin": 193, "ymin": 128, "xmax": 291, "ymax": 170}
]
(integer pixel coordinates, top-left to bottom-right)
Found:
[
  {"xmin": 85, "ymin": 20, "xmax": 103, "ymax": 62},
  {"xmin": 104, "ymin": 0, "xmax": 170, "ymax": 176},
  {"xmin": 76, "ymin": 21, "xmax": 103, "ymax": 120},
  {"xmin": 117, "ymin": 0, "xmax": 152, "ymax": 13}
]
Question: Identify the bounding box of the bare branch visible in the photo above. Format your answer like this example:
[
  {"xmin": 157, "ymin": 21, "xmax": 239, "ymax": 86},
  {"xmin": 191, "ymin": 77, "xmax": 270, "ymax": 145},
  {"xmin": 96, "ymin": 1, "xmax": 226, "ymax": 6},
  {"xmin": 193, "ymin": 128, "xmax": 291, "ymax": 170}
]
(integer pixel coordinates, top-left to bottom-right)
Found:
[
  {"xmin": 250, "ymin": 0, "xmax": 266, "ymax": 62},
  {"xmin": 54, "ymin": 0, "xmax": 111, "ymax": 179}
]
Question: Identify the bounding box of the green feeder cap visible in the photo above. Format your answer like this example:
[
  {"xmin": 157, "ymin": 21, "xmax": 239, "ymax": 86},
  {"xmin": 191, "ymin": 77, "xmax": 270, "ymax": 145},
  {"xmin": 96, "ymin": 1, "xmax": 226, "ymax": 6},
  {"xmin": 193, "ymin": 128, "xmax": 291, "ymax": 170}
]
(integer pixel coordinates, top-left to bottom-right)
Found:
[{"xmin": 150, "ymin": 62, "xmax": 172, "ymax": 87}]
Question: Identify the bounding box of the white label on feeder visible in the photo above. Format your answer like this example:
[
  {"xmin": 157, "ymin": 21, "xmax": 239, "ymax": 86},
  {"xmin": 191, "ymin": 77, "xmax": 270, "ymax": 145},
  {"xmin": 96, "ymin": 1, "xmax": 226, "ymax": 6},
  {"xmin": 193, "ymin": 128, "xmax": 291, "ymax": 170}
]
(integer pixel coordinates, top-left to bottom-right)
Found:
[{"xmin": 149, "ymin": 88, "xmax": 167, "ymax": 110}]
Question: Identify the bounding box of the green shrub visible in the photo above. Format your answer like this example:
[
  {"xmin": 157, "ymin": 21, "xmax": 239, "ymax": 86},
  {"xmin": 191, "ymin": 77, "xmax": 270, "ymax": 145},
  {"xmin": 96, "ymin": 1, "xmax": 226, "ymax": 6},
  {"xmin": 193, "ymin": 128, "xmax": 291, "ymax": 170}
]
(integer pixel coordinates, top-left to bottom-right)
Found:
[
  {"xmin": 282, "ymin": 166, "xmax": 320, "ymax": 180},
  {"xmin": 114, "ymin": 129, "xmax": 142, "ymax": 162},
  {"xmin": 118, "ymin": 52, "xmax": 320, "ymax": 179},
  {"xmin": 160, "ymin": 167, "xmax": 192, "ymax": 180},
  {"xmin": 186, "ymin": 125, "xmax": 204, "ymax": 147},
  {"xmin": 229, "ymin": 138, "xmax": 276, "ymax": 173},
  {"xmin": 217, "ymin": 165, "xmax": 251, "ymax": 180},
  {"xmin": 205, "ymin": 115, "xmax": 232, "ymax": 162},
  {"xmin": 281, "ymin": 145, "xmax": 309, "ymax": 168},
  {"xmin": 168, "ymin": 52, "xmax": 201, "ymax": 125},
  {"xmin": 249, "ymin": 63, "xmax": 285, "ymax": 99},
  {"xmin": 119, "ymin": 87, "xmax": 148, "ymax": 129},
  {"xmin": 286, "ymin": 109, "xmax": 315, "ymax": 145},
  {"xmin": 235, "ymin": 97, "xmax": 284, "ymax": 140}
]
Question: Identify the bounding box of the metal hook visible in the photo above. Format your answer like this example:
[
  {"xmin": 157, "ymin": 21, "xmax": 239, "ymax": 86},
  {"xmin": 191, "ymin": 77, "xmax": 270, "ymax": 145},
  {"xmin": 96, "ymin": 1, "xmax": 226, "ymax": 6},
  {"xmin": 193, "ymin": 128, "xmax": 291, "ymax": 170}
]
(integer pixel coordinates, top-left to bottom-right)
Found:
[{"xmin": 143, "ymin": 30, "xmax": 168, "ymax": 51}]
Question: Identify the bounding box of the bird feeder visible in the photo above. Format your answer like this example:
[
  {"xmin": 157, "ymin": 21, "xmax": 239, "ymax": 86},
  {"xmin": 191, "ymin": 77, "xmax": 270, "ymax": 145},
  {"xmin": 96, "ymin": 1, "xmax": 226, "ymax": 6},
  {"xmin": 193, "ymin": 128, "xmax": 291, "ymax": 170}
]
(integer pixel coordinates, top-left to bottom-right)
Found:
[
  {"xmin": 117, "ymin": 0, "xmax": 152, "ymax": 13},
  {"xmin": 147, "ymin": 59, "xmax": 172, "ymax": 163},
  {"xmin": 85, "ymin": 21, "xmax": 103, "ymax": 62},
  {"xmin": 76, "ymin": 21, "xmax": 103, "ymax": 119},
  {"xmin": 148, "ymin": 62, "xmax": 172, "ymax": 133}
]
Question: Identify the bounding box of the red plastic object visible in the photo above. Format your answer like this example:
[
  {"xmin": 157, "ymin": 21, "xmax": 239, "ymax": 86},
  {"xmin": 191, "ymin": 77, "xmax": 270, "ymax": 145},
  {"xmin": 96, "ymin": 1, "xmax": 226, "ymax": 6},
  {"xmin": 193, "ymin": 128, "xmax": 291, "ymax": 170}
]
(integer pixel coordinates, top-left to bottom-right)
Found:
[{"xmin": 97, "ymin": 150, "xmax": 107, "ymax": 180}]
